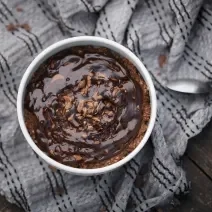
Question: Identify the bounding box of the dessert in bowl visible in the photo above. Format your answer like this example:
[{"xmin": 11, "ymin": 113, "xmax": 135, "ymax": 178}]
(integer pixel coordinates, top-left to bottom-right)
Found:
[{"xmin": 17, "ymin": 36, "xmax": 156, "ymax": 175}]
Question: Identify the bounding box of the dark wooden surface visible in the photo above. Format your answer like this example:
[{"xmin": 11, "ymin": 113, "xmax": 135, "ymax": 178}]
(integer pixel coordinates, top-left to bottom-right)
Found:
[
  {"xmin": 1, "ymin": 121, "xmax": 212, "ymax": 212},
  {"xmin": 165, "ymin": 120, "xmax": 212, "ymax": 212}
]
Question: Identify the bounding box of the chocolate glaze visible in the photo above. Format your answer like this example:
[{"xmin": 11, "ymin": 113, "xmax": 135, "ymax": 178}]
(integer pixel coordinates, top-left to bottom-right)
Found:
[{"xmin": 24, "ymin": 46, "xmax": 150, "ymax": 168}]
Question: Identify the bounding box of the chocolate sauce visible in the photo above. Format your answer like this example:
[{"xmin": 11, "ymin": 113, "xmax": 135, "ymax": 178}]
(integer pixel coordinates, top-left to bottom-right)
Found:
[{"xmin": 24, "ymin": 46, "xmax": 149, "ymax": 168}]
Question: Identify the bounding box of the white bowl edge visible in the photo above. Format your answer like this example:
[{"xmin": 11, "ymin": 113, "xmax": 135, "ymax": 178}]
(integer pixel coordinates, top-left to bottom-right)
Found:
[{"xmin": 17, "ymin": 36, "xmax": 157, "ymax": 176}]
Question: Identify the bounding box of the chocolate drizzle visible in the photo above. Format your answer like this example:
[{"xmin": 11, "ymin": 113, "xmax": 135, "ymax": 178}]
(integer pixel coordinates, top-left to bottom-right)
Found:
[{"xmin": 24, "ymin": 46, "xmax": 150, "ymax": 168}]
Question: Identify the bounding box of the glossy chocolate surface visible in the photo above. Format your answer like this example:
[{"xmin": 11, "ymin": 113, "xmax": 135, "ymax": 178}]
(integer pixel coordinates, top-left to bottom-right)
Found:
[{"xmin": 24, "ymin": 46, "xmax": 148, "ymax": 168}]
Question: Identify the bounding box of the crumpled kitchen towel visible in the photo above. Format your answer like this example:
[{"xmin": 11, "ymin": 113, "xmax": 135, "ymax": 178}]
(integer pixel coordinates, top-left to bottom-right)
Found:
[{"xmin": 0, "ymin": 0, "xmax": 212, "ymax": 211}]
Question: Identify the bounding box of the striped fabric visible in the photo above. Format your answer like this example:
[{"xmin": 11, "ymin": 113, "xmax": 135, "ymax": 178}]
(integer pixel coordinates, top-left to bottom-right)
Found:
[{"xmin": 0, "ymin": 0, "xmax": 212, "ymax": 211}]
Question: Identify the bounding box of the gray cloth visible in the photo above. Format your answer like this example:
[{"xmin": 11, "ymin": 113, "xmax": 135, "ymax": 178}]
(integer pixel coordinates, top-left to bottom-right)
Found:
[{"xmin": 0, "ymin": 0, "xmax": 212, "ymax": 211}]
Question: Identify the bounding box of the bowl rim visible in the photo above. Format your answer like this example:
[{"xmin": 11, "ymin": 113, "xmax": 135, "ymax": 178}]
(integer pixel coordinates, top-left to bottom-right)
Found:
[{"xmin": 17, "ymin": 36, "xmax": 157, "ymax": 176}]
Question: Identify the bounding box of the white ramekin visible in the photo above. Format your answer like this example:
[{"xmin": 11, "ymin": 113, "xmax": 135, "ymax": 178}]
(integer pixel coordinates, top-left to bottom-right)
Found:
[{"xmin": 17, "ymin": 36, "xmax": 157, "ymax": 176}]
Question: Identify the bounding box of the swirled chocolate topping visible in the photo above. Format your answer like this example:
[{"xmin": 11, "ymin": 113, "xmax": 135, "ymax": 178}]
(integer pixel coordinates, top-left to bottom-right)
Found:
[{"xmin": 24, "ymin": 46, "xmax": 150, "ymax": 168}]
